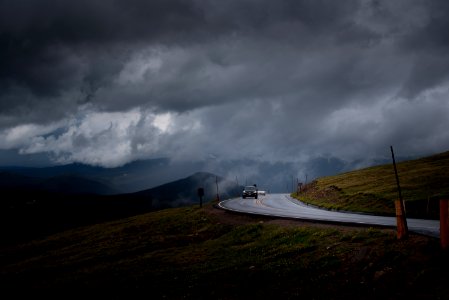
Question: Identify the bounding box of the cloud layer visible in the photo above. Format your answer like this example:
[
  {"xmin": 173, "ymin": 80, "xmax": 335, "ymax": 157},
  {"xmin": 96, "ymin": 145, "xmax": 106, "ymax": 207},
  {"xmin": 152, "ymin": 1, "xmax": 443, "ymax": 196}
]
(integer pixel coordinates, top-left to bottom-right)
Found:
[{"xmin": 1, "ymin": 0, "xmax": 449, "ymax": 169}]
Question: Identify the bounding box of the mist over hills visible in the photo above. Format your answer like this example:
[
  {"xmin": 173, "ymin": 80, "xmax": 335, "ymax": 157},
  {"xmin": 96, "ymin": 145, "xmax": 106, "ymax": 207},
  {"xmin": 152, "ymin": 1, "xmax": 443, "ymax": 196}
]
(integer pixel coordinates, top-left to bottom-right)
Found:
[
  {"xmin": 0, "ymin": 153, "xmax": 407, "ymax": 194},
  {"xmin": 0, "ymin": 158, "xmax": 172, "ymax": 193}
]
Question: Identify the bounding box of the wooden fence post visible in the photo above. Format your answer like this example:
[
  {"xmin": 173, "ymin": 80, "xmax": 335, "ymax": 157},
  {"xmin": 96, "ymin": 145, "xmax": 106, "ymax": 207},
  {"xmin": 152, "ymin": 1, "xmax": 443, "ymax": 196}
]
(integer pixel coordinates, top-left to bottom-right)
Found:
[
  {"xmin": 395, "ymin": 199, "xmax": 408, "ymax": 240},
  {"xmin": 440, "ymin": 199, "xmax": 449, "ymax": 250},
  {"xmin": 391, "ymin": 146, "xmax": 408, "ymax": 239}
]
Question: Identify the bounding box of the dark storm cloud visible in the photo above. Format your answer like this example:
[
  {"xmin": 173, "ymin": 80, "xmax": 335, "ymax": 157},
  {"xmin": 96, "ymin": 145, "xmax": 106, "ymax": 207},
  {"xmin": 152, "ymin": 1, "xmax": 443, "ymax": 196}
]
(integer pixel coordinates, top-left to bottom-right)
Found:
[
  {"xmin": 385, "ymin": 3, "xmax": 449, "ymax": 101},
  {"xmin": 0, "ymin": 0, "xmax": 366, "ymax": 107},
  {"xmin": 1, "ymin": 0, "xmax": 449, "ymax": 168},
  {"xmin": 0, "ymin": 0, "xmax": 207, "ymax": 125}
]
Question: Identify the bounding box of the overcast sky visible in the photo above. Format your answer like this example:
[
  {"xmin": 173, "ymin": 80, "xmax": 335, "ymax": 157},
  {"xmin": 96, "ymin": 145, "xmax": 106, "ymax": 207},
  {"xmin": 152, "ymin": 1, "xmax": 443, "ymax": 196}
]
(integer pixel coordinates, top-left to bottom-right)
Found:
[{"xmin": 1, "ymin": 0, "xmax": 449, "ymax": 170}]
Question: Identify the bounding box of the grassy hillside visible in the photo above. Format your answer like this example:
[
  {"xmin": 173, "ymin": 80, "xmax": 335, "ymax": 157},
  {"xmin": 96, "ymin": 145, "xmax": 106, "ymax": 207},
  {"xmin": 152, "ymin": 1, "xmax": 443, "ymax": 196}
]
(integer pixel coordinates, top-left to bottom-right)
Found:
[
  {"xmin": 293, "ymin": 150, "xmax": 449, "ymax": 219},
  {"xmin": 0, "ymin": 203, "xmax": 448, "ymax": 298}
]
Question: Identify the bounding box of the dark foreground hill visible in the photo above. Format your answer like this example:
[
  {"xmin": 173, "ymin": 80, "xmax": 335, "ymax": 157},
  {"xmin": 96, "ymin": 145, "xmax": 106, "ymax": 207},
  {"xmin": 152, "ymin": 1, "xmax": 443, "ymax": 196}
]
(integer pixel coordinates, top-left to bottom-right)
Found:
[
  {"xmin": 0, "ymin": 204, "xmax": 448, "ymax": 298},
  {"xmin": 0, "ymin": 171, "xmax": 241, "ymax": 244}
]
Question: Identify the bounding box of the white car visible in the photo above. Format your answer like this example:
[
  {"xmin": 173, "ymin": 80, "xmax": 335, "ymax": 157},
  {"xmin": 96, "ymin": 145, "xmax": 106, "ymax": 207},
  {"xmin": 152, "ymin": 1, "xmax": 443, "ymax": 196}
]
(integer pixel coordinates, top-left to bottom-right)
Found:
[{"xmin": 257, "ymin": 190, "xmax": 266, "ymax": 196}]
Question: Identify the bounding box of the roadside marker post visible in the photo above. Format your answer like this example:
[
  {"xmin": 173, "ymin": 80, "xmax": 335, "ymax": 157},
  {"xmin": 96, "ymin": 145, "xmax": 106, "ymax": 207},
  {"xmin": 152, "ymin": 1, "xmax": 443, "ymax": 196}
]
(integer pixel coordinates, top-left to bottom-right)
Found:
[
  {"xmin": 391, "ymin": 146, "xmax": 408, "ymax": 239},
  {"xmin": 440, "ymin": 199, "xmax": 449, "ymax": 250},
  {"xmin": 395, "ymin": 199, "xmax": 408, "ymax": 240}
]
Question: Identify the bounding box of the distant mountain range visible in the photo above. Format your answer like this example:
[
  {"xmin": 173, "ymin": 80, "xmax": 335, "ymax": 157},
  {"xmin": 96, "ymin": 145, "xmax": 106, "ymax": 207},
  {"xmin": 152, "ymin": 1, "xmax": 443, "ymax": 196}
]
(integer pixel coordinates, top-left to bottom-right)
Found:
[
  {"xmin": 0, "ymin": 155, "xmax": 393, "ymax": 194},
  {"xmin": 0, "ymin": 150, "xmax": 421, "ymax": 198},
  {"xmin": 0, "ymin": 172, "xmax": 119, "ymax": 196},
  {"xmin": 0, "ymin": 158, "xmax": 173, "ymax": 193}
]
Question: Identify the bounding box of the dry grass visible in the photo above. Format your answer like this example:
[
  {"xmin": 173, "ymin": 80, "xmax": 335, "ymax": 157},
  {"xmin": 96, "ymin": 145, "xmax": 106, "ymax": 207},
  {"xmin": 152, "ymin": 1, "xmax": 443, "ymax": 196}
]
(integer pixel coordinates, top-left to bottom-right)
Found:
[
  {"xmin": 294, "ymin": 150, "xmax": 449, "ymax": 219},
  {"xmin": 0, "ymin": 203, "xmax": 448, "ymax": 299}
]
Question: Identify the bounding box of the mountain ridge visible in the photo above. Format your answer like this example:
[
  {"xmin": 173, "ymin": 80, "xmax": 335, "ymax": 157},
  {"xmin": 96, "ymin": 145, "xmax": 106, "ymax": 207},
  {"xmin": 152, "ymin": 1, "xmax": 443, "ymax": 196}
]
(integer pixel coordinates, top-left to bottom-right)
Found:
[{"xmin": 130, "ymin": 171, "xmax": 242, "ymax": 208}]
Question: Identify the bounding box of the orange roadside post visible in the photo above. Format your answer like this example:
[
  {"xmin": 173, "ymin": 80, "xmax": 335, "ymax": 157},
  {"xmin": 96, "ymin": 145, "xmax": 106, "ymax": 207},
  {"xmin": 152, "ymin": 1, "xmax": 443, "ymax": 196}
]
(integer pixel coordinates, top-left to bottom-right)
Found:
[
  {"xmin": 395, "ymin": 199, "xmax": 408, "ymax": 240},
  {"xmin": 391, "ymin": 146, "xmax": 408, "ymax": 239}
]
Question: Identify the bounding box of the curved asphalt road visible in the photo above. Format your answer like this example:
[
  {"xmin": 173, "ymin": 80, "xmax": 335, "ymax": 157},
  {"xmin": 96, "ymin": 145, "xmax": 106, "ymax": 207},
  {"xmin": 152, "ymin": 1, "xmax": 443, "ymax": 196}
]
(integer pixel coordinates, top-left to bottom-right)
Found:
[{"xmin": 218, "ymin": 193, "xmax": 440, "ymax": 238}]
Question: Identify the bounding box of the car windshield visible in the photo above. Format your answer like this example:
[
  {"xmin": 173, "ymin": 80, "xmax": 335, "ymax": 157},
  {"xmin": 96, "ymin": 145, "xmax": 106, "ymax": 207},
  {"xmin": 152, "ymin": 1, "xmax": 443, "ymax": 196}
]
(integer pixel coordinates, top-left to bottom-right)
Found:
[{"xmin": 245, "ymin": 186, "xmax": 256, "ymax": 191}]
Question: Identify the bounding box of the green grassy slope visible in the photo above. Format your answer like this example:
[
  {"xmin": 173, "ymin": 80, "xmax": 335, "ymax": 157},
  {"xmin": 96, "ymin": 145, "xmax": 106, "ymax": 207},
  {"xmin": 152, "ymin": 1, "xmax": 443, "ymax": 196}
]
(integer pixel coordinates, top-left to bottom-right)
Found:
[
  {"xmin": 293, "ymin": 150, "xmax": 449, "ymax": 219},
  {"xmin": 0, "ymin": 204, "xmax": 448, "ymax": 298}
]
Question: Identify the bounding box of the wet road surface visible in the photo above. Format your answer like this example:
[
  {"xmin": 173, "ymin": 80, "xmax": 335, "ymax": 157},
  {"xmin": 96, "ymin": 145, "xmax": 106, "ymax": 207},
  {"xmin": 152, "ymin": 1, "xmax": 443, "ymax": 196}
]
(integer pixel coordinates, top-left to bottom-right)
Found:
[{"xmin": 218, "ymin": 193, "xmax": 440, "ymax": 238}]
